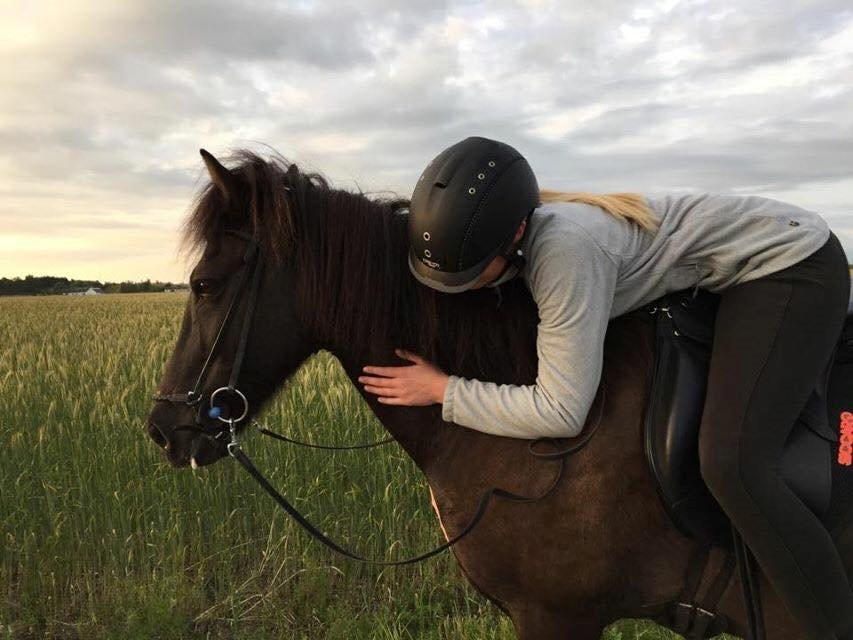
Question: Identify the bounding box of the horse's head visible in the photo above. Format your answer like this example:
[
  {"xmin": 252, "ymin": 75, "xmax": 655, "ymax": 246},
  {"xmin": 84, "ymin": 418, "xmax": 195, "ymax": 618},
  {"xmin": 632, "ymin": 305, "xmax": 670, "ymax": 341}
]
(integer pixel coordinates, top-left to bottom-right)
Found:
[
  {"xmin": 146, "ymin": 146, "xmax": 540, "ymax": 467},
  {"xmin": 146, "ymin": 149, "xmax": 316, "ymax": 467}
]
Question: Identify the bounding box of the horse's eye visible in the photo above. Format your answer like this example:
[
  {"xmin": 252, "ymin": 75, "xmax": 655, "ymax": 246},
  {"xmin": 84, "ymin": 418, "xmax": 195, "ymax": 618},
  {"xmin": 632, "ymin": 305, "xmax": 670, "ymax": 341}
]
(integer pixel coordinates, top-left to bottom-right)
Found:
[{"xmin": 192, "ymin": 278, "xmax": 218, "ymax": 297}]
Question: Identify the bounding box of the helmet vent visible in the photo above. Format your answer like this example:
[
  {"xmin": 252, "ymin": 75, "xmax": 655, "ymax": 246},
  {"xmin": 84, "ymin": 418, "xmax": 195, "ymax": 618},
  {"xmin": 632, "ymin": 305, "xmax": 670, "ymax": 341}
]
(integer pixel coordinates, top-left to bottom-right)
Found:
[{"xmin": 434, "ymin": 181, "xmax": 447, "ymax": 188}]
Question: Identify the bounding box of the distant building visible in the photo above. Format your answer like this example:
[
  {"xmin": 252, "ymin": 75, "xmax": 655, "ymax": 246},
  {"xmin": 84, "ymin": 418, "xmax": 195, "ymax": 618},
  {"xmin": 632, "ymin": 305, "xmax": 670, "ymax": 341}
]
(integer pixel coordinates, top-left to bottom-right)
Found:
[{"xmin": 65, "ymin": 287, "xmax": 103, "ymax": 296}]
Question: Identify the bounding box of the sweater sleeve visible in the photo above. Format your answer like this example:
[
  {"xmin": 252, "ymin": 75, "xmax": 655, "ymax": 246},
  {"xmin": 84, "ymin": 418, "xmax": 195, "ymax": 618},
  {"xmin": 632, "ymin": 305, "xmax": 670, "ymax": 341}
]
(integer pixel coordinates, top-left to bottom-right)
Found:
[{"xmin": 440, "ymin": 228, "xmax": 619, "ymax": 439}]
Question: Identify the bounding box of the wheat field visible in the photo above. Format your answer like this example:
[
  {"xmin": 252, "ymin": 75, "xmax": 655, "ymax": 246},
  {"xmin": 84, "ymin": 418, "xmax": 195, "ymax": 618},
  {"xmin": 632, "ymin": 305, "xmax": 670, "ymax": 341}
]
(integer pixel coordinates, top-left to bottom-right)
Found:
[{"xmin": 0, "ymin": 293, "xmax": 690, "ymax": 639}]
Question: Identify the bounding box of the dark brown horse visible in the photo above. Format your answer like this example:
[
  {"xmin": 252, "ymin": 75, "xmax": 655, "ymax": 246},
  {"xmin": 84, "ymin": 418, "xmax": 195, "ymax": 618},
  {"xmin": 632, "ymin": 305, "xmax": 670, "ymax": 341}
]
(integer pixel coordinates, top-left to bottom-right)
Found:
[{"xmin": 147, "ymin": 148, "xmax": 853, "ymax": 639}]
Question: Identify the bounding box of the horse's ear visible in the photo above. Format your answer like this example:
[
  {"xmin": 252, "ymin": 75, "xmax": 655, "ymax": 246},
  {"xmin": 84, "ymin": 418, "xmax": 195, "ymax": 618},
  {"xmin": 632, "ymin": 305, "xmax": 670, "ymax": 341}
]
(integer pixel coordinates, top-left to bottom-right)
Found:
[{"xmin": 200, "ymin": 148, "xmax": 239, "ymax": 200}]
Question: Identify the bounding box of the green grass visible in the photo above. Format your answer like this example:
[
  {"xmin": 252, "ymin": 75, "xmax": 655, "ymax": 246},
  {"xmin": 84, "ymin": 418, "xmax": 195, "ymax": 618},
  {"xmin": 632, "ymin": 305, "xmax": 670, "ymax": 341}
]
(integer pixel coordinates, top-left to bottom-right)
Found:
[{"xmin": 0, "ymin": 293, "xmax": 700, "ymax": 639}]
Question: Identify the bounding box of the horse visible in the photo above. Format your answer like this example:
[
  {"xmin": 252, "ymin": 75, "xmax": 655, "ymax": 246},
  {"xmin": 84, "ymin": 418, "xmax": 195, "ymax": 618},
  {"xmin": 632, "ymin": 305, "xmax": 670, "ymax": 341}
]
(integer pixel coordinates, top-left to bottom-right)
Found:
[{"xmin": 146, "ymin": 147, "xmax": 853, "ymax": 639}]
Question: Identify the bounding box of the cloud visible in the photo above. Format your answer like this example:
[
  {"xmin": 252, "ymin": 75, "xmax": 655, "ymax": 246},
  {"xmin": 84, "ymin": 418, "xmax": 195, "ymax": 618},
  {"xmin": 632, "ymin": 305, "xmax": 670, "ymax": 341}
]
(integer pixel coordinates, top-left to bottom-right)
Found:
[{"xmin": 0, "ymin": 0, "xmax": 852, "ymax": 281}]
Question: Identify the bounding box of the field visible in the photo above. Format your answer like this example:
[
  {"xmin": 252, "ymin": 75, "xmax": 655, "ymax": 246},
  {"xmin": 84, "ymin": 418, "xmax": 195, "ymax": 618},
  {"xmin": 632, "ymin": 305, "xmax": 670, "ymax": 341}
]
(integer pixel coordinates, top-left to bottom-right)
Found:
[{"xmin": 1, "ymin": 293, "xmax": 693, "ymax": 639}]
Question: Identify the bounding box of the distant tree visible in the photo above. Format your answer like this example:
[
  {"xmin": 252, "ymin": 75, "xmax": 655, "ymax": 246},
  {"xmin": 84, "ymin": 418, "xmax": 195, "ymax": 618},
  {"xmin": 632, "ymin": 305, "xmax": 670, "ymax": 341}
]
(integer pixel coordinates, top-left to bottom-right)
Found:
[{"xmin": 0, "ymin": 275, "xmax": 187, "ymax": 296}]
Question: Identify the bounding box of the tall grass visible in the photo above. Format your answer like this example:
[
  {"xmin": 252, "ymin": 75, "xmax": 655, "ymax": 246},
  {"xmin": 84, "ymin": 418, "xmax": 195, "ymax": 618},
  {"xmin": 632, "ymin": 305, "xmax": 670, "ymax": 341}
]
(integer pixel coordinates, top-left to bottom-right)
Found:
[{"xmin": 0, "ymin": 293, "xmax": 683, "ymax": 639}]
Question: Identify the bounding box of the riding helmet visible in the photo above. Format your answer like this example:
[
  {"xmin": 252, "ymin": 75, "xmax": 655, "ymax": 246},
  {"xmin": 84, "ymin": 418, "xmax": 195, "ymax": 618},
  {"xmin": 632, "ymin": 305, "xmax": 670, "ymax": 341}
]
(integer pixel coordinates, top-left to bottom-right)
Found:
[{"xmin": 407, "ymin": 136, "xmax": 540, "ymax": 293}]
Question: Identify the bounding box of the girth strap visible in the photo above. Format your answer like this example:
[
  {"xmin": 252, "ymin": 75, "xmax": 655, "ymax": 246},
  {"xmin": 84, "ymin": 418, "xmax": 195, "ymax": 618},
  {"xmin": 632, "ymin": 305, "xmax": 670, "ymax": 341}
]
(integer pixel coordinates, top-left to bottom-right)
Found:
[
  {"xmin": 638, "ymin": 542, "xmax": 735, "ymax": 638},
  {"xmin": 733, "ymin": 526, "xmax": 766, "ymax": 640},
  {"xmin": 673, "ymin": 543, "xmax": 711, "ymax": 635}
]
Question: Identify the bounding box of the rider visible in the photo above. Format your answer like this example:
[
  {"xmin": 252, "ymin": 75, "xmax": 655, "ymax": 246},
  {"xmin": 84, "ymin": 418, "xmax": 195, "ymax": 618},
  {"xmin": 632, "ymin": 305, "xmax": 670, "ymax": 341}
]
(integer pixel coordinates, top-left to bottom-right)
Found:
[{"xmin": 358, "ymin": 135, "xmax": 853, "ymax": 639}]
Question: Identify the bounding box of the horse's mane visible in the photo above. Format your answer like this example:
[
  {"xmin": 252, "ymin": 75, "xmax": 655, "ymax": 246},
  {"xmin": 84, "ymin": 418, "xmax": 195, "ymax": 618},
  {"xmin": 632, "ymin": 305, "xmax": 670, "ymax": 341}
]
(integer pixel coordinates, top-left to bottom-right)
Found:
[{"xmin": 181, "ymin": 148, "xmax": 539, "ymax": 384}]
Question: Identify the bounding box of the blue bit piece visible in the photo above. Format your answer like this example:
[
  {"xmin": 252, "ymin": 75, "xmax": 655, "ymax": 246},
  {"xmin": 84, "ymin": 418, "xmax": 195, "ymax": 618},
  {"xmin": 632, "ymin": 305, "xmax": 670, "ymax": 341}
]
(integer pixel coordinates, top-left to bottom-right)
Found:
[{"xmin": 208, "ymin": 406, "xmax": 222, "ymax": 419}]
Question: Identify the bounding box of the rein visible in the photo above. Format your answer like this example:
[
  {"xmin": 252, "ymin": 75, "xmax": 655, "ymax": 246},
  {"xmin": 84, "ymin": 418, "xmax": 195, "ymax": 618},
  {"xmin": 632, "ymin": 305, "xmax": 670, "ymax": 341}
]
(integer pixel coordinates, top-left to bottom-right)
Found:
[
  {"xmin": 252, "ymin": 419, "xmax": 393, "ymax": 450},
  {"xmin": 154, "ymin": 230, "xmax": 606, "ymax": 565}
]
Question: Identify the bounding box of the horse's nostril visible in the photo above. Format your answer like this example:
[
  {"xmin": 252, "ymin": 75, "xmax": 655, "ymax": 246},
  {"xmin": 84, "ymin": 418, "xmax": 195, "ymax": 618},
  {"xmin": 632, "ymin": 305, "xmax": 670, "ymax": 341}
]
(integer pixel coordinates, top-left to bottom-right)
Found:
[{"xmin": 147, "ymin": 421, "xmax": 170, "ymax": 450}]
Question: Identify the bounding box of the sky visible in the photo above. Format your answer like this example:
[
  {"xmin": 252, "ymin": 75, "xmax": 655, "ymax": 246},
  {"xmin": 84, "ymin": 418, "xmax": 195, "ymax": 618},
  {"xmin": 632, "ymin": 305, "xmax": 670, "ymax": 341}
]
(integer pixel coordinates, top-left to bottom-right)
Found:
[{"xmin": 1, "ymin": 0, "xmax": 852, "ymax": 282}]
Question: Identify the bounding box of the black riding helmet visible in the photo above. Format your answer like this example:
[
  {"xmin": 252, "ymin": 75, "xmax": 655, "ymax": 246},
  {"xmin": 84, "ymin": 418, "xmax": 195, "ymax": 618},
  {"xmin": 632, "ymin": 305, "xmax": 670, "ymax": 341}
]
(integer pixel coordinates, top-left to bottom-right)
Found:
[{"xmin": 407, "ymin": 136, "xmax": 540, "ymax": 293}]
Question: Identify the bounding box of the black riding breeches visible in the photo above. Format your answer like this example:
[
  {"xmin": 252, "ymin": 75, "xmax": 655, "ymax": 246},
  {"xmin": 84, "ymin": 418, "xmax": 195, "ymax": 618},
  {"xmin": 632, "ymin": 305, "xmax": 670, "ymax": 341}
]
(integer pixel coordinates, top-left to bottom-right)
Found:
[{"xmin": 697, "ymin": 230, "xmax": 853, "ymax": 639}]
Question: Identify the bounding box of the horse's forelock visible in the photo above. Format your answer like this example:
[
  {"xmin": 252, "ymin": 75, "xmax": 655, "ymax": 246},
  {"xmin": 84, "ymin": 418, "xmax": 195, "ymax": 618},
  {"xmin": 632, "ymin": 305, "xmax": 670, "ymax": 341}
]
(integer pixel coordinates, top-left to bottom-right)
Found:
[{"xmin": 181, "ymin": 148, "xmax": 307, "ymax": 264}]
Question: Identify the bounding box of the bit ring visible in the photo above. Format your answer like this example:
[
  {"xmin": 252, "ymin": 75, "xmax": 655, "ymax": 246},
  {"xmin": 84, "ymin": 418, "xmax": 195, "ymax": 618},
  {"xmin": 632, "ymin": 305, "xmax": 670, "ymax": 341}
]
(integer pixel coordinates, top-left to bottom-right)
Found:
[{"xmin": 209, "ymin": 386, "xmax": 249, "ymax": 424}]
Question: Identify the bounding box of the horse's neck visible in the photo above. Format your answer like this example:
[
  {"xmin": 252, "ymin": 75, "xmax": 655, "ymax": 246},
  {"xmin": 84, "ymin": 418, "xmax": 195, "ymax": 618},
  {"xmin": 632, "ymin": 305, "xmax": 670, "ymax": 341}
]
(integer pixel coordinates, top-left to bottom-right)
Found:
[{"xmin": 332, "ymin": 349, "xmax": 461, "ymax": 476}]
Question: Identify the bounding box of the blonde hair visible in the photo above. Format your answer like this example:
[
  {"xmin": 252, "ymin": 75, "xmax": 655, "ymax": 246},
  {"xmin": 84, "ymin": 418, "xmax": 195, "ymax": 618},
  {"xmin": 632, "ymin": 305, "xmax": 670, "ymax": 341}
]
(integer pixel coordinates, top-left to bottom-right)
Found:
[{"xmin": 538, "ymin": 189, "xmax": 661, "ymax": 234}]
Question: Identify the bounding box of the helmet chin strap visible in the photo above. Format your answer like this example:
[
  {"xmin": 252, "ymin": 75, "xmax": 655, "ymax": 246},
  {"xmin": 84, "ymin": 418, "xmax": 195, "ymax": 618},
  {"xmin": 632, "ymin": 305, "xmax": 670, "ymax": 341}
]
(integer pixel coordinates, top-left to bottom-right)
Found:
[
  {"xmin": 502, "ymin": 244, "xmax": 527, "ymax": 270},
  {"xmin": 485, "ymin": 210, "xmax": 534, "ymax": 288},
  {"xmin": 484, "ymin": 244, "xmax": 525, "ymax": 290}
]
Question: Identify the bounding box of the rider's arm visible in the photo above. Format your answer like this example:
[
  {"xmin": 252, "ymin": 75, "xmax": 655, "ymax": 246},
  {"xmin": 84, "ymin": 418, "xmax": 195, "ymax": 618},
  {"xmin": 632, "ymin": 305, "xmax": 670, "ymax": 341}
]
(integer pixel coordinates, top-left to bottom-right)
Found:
[{"xmin": 441, "ymin": 226, "xmax": 619, "ymax": 439}]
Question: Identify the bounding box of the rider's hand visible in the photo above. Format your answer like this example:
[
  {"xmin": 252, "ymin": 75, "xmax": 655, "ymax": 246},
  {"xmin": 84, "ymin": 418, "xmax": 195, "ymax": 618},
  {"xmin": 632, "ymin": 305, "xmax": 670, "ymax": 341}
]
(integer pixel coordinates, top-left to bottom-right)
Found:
[{"xmin": 359, "ymin": 348, "xmax": 449, "ymax": 406}]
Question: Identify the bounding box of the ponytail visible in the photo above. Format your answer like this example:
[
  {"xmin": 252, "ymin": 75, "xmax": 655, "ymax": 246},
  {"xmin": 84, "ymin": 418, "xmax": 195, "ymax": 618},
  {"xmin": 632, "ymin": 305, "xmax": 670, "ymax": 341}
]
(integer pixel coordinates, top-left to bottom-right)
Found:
[{"xmin": 539, "ymin": 189, "xmax": 661, "ymax": 234}]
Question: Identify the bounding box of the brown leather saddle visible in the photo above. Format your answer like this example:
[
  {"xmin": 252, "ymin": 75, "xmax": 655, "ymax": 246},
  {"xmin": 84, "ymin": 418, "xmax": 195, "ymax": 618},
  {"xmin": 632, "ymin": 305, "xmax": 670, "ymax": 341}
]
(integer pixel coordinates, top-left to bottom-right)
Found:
[{"xmin": 642, "ymin": 286, "xmax": 848, "ymax": 548}]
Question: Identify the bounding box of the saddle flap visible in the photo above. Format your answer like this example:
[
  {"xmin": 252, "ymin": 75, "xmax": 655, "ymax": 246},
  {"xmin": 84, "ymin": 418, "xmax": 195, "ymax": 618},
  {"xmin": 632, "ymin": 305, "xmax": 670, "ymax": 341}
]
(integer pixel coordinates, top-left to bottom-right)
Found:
[{"xmin": 643, "ymin": 288, "xmax": 835, "ymax": 545}]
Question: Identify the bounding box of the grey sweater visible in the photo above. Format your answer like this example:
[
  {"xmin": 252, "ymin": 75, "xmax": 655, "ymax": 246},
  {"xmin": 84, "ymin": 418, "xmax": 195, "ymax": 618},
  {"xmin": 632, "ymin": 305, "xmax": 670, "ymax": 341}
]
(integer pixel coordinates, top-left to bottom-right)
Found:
[{"xmin": 441, "ymin": 192, "xmax": 833, "ymax": 439}]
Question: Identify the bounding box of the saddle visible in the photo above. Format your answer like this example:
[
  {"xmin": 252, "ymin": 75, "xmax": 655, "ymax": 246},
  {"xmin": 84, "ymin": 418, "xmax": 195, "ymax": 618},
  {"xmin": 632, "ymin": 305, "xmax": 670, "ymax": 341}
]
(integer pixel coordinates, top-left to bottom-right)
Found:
[{"xmin": 642, "ymin": 286, "xmax": 850, "ymax": 548}]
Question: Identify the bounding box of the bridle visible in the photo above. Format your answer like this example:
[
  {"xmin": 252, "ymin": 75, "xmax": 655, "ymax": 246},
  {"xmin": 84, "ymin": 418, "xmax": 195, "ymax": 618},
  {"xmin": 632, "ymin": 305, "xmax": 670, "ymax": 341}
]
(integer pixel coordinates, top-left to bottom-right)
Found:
[
  {"xmin": 152, "ymin": 228, "xmax": 263, "ymax": 455},
  {"xmin": 152, "ymin": 227, "xmax": 607, "ymax": 566}
]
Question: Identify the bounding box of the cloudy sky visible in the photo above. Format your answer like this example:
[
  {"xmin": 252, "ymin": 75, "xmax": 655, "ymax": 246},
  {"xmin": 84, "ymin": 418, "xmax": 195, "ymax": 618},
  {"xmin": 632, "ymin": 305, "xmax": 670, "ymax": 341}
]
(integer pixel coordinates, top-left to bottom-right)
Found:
[{"xmin": 1, "ymin": 0, "xmax": 852, "ymax": 282}]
